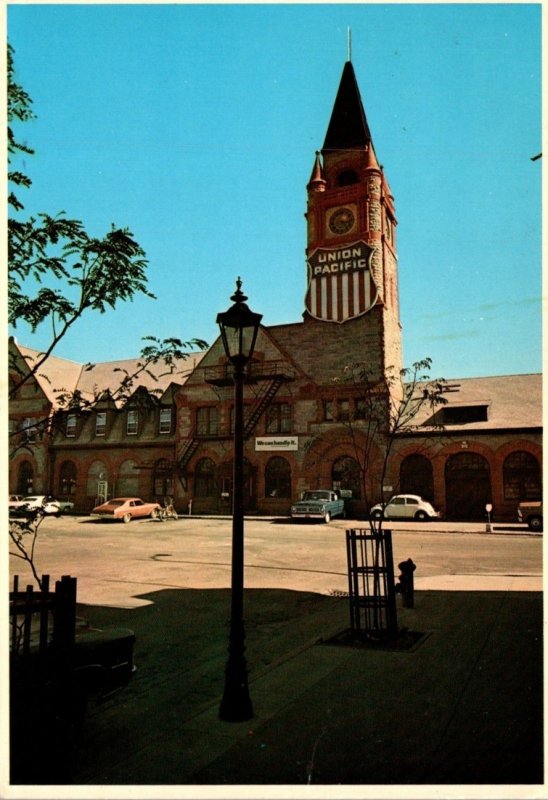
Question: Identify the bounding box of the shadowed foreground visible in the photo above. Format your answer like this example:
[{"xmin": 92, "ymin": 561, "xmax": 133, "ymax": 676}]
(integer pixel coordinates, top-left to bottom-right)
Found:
[{"xmin": 10, "ymin": 588, "xmax": 543, "ymax": 786}]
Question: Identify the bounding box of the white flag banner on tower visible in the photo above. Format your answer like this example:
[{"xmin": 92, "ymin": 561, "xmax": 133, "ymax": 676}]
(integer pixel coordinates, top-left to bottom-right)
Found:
[{"xmin": 305, "ymin": 241, "xmax": 379, "ymax": 323}]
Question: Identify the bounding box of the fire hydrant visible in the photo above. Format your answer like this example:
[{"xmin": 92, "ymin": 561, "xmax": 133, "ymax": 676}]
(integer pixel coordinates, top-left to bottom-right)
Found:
[{"xmin": 396, "ymin": 558, "xmax": 416, "ymax": 608}]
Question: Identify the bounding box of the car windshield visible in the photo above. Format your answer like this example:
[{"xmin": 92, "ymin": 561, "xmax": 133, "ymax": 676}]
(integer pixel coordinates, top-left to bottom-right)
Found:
[
  {"xmin": 106, "ymin": 500, "xmax": 125, "ymax": 507},
  {"xmin": 302, "ymin": 491, "xmax": 330, "ymax": 501}
]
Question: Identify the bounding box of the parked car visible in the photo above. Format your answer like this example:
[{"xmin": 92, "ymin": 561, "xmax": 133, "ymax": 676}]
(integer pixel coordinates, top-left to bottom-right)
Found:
[
  {"xmin": 517, "ymin": 500, "xmax": 543, "ymax": 532},
  {"xmin": 9, "ymin": 495, "xmax": 25, "ymax": 508},
  {"xmin": 290, "ymin": 489, "xmax": 346, "ymax": 523},
  {"xmin": 10, "ymin": 495, "xmax": 75, "ymax": 517},
  {"xmin": 370, "ymin": 494, "xmax": 440, "ymax": 521},
  {"xmin": 91, "ymin": 497, "xmax": 161, "ymax": 523}
]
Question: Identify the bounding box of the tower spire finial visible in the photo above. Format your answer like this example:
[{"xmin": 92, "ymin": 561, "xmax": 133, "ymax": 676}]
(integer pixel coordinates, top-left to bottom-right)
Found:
[{"xmin": 347, "ymin": 26, "xmax": 352, "ymax": 62}]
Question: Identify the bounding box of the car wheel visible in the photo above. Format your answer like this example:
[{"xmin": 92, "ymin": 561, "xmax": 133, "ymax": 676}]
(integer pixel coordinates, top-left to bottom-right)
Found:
[
  {"xmin": 122, "ymin": 513, "xmax": 132, "ymax": 524},
  {"xmin": 528, "ymin": 515, "xmax": 543, "ymax": 532},
  {"xmin": 371, "ymin": 510, "xmax": 382, "ymax": 521},
  {"xmin": 415, "ymin": 510, "xmax": 428, "ymax": 521},
  {"xmin": 151, "ymin": 508, "xmax": 159, "ymax": 519},
  {"xmin": 324, "ymin": 511, "xmax": 331, "ymax": 523}
]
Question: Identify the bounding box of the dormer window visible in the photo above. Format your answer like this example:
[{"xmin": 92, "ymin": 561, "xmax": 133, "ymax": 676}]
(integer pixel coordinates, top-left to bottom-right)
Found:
[
  {"xmin": 159, "ymin": 407, "xmax": 172, "ymax": 434},
  {"xmin": 127, "ymin": 409, "xmax": 138, "ymax": 435},
  {"xmin": 21, "ymin": 417, "xmax": 37, "ymax": 441},
  {"xmin": 442, "ymin": 405, "xmax": 488, "ymax": 425},
  {"xmin": 66, "ymin": 413, "xmax": 77, "ymax": 438},
  {"xmin": 95, "ymin": 412, "xmax": 107, "ymax": 437}
]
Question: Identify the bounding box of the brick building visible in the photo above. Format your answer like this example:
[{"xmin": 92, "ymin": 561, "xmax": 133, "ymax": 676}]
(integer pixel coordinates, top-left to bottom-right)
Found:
[
  {"xmin": 8, "ymin": 59, "xmax": 542, "ymax": 520},
  {"xmin": 8, "ymin": 339, "xmax": 204, "ymax": 511}
]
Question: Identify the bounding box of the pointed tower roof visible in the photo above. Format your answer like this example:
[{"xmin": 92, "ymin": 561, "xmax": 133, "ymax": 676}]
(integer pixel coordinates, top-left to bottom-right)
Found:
[
  {"xmin": 322, "ymin": 60, "xmax": 373, "ymax": 151},
  {"xmin": 307, "ymin": 150, "xmax": 326, "ymax": 191}
]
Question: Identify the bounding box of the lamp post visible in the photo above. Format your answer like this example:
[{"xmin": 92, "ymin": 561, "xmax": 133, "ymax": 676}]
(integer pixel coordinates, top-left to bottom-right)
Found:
[{"xmin": 217, "ymin": 278, "xmax": 262, "ymax": 722}]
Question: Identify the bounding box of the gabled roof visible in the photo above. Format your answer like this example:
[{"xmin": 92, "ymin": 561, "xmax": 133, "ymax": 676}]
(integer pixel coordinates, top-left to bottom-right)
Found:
[
  {"xmin": 183, "ymin": 325, "xmax": 309, "ymax": 388},
  {"xmin": 323, "ymin": 60, "xmax": 373, "ymax": 152},
  {"xmin": 11, "ymin": 342, "xmax": 83, "ymax": 406},
  {"xmin": 9, "ymin": 339, "xmax": 206, "ymax": 410},
  {"xmin": 76, "ymin": 354, "xmax": 204, "ymax": 407}
]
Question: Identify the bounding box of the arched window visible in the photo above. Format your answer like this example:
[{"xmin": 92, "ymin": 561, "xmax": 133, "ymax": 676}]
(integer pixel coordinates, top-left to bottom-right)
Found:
[
  {"xmin": 331, "ymin": 456, "xmax": 361, "ymax": 499},
  {"xmin": 17, "ymin": 461, "xmax": 34, "ymax": 495},
  {"xmin": 195, "ymin": 458, "xmax": 216, "ymax": 497},
  {"xmin": 337, "ymin": 169, "xmax": 359, "ymax": 187},
  {"xmin": 152, "ymin": 458, "xmax": 173, "ymax": 498},
  {"xmin": 264, "ymin": 457, "xmax": 291, "ymax": 498},
  {"xmin": 400, "ymin": 454, "xmax": 433, "ymax": 502},
  {"xmin": 118, "ymin": 459, "xmax": 140, "ymax": 497},
  {"xmin": 503, "ymin": 451, "xmax": 541, "ymax": 501},
  {"xmin": 59, "ymin": 460, "xmax": 77, "ymax": 496}
]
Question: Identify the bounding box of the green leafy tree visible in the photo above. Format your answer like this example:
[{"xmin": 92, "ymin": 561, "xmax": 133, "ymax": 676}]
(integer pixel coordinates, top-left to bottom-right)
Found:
[{"xmin": 8, "ymin": 45, "xmax": 207, "ymax": 582}]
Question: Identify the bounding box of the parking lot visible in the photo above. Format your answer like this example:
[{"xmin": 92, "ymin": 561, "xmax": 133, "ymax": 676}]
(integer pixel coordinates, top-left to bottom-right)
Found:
[
  {"xmin": 9, "ymin": 513, "xmax": 542, "ymax": 608},
  {"xmin": 7, "ymin": 512, "xmax": 543, "ymax": 786}
]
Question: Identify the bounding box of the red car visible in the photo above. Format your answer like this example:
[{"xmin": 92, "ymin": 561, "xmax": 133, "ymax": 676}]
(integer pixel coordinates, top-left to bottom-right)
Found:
[{"xmin": 91, "ymin": 497, "xmax": 161, "ymax": 523}]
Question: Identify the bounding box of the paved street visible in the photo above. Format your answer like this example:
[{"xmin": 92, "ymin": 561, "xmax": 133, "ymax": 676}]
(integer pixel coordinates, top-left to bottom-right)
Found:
[
  {"xmin": 9, "ymin": 514, "xmax": 542, "ymax": 607},
  {"xmin": 7, "ymin": 514, "xmax": 543, "ymax": 788}
]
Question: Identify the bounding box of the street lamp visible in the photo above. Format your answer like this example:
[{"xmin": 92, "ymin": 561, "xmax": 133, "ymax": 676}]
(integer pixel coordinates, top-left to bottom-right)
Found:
[{"xmin": 217, "ymin": 278, "xmax": 262, "ymax": 722}]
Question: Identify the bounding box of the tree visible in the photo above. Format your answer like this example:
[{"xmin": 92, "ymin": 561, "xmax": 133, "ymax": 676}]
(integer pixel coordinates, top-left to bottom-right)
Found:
[
  {"xmin": 9, "ymin": 509, "xmax": 48, "ymax": 590},
  {"xmin": 8, "ymin": 44, "xmax": 206, "ymax": 398},
  {"xmin": 314, "ymin": 358, "xmax": 448, "ymax": 528},
  {"xmin": 8, "ymin": 44, "xmax": 207, "ymax": 581}
]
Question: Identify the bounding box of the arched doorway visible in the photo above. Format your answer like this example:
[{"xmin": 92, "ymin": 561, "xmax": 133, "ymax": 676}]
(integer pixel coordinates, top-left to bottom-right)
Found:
[
  {"xmin": 264, "ymin": 457, "xmax": 291, "ymax": 498},
  {"xmin": 87, "ymin": 461, "xmax": 109, "ymax": 506},
  {"xmin": 195, "ymin": 457, "xmax": 216, "ymax": 497},
  {"xmin": 58, "ymin": 460, "xmax": 77, "ymax": 497},
  {"xmin": 445, "ymin": 452, "xmax": 492, "ymax": 520},
  {"xmin": 193, "ymin": 457, "xmax": 217, "ymax": 514},
  {"xmin": 218, "ymin": 458, "xmax": 256, "ymax": 512},
  {"xmin": 152, "ymin": 458, "xmax": 173, "ymax": 500},
  {"xmin": 17, "ymin": 461, "xmax": 34, "ymax": 495},
  {"xmin": 400, "ymin": 454, "xmax": 434, "ymax": 502},
  {"xmin": 331, "ymin": 456, "xmax": 361, "ymax": 499},
  {"xmin": 118, "ymin": 459, "xmax": 140, "ymax": 497}
]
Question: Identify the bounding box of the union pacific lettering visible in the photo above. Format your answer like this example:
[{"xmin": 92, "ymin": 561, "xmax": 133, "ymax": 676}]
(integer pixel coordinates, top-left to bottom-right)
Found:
[{"xmin": 309, "ymin": 243, "xmax": 372, "ymax": 276}]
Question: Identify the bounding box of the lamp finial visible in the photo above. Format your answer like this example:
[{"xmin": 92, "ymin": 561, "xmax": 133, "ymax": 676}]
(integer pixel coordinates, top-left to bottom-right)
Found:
[{"xmin": 231, "ymin": 277, "xmax": 247, "ymax": 304}]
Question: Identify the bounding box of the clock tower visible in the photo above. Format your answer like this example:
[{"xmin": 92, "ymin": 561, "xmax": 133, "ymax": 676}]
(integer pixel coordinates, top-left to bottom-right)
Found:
[{"xmin": 304, "ymin": 58, "xmax": 402, "ymax": 379}]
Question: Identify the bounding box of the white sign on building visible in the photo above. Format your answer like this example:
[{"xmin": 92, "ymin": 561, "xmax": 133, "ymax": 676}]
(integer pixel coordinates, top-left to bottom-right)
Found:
[{"xmin": 255, "ymin": 436, "xmax": 299, "ymax": 452}]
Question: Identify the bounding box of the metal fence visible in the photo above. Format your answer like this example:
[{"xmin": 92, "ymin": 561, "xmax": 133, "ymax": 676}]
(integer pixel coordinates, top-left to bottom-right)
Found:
[{"xmin": 345, "ymin": 528, "xmax": 398, "ymax": 638}]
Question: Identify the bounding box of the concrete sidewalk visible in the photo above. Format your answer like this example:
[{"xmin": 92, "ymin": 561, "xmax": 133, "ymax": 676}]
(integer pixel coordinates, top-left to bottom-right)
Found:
[{"xmin": 12, "ymin": 575, "xmax": 540, "ymax": 791}]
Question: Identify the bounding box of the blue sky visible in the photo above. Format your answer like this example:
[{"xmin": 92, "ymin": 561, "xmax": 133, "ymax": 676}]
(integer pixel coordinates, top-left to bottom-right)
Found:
[{"xmin": 7, "ymin": 3, "xmax": 542, "ymax": 379}]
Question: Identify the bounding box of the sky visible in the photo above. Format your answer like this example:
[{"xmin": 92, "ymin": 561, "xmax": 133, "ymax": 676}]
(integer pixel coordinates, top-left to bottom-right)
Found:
[{"xmin": 7, "ymin": 3, "xmax": 542, "ymax": 380}]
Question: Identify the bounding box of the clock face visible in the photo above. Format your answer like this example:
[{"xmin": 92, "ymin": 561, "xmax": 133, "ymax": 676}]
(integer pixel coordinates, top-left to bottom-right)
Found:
[{"xmin": 328, "ymin": 207, "xmax": 355, "ymax": 235}]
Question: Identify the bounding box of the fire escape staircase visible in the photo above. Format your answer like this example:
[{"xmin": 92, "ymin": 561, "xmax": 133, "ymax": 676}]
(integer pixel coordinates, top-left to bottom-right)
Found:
[
  {"xmin": 242, "ymin": 375, "xmax": 285, "ymax": 440},
  {"xmin": 177, "ymin": 434, "xmax": 201, "ymax": 473},
  {"xmin": 177, "ymin": 362, "xmax": 294, "ymax": 476}
]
